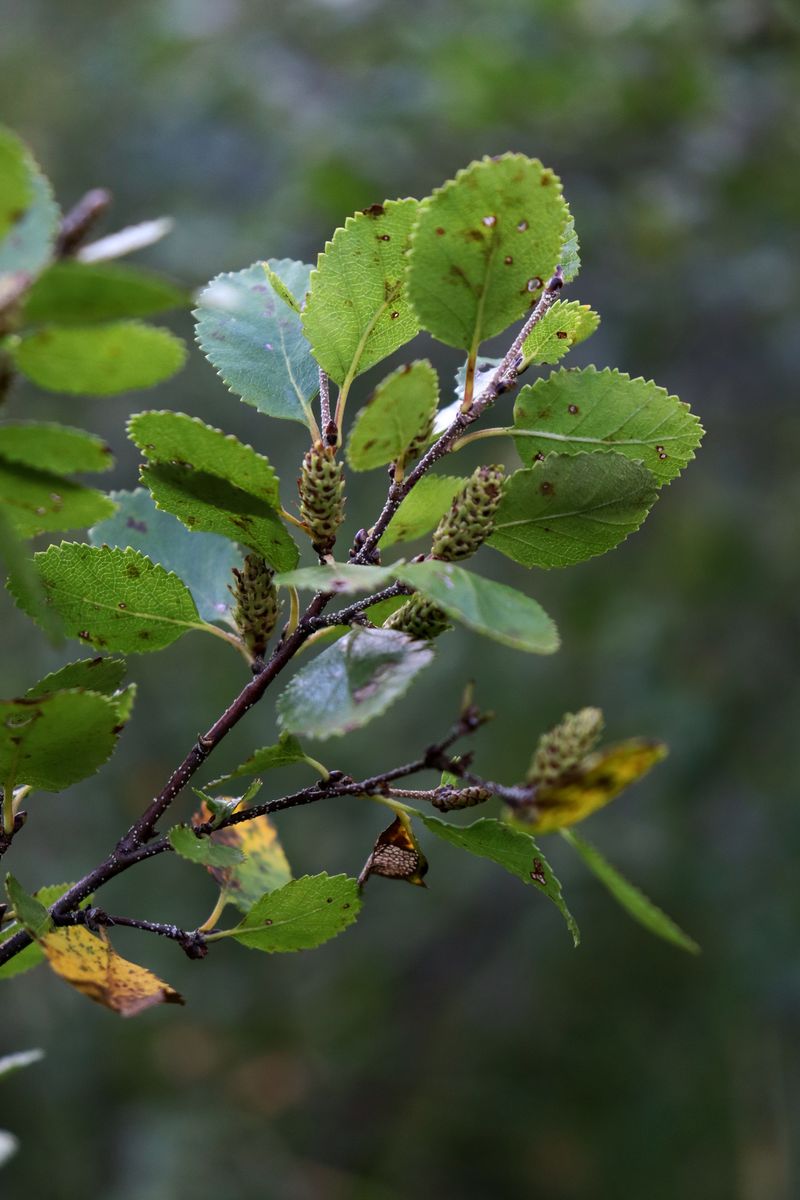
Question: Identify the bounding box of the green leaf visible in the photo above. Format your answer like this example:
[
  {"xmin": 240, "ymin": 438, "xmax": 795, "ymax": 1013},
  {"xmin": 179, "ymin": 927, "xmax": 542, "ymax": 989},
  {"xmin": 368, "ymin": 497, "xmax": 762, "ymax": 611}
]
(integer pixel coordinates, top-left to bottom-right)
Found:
[
  {"xmin": 520, "ymin": 301, "xmax": 600, "ymax": 367},
  {"xmin": 261, "ymin": 261, "xmax": 302, "ymax": 313},
  {"xmin": 396, "ymin": 561, "xmax": 559, "ymax": 654},
  {"xmin": 0, "ymin": 127, "xmax": 33, "ymax": 242},
  {"xmin": 13, "ymin": 322, "xmax": 187, "ymax": 396},
  {"xmin": 488, "ymin": 453, "xmax": 659, "ymax": 569},
  {"xmin": 168, "ymin": 824, "xmax": 244, "ymax": 868},
  {"xmin": 562, "ymin": 830, "xmax": 699, "ymax": 954},
  {"xmin": 0, "ymin": 883, "xmax": 78, "ymax": 981},
  {"xmin": 421, "ymin": 816, "xmax": 579, "ymax": 946},
  {"xmin": 208, "ymin": 732, "xmax": 307, "ymax": 788},
  {"xmin": 559, "ymin": 212, "xmax": 580, "ymax": 283},
  {"xmin": 227, "ymin": 873, "xmax": 360, "ymax": 952},
  {"xmin": 141, "ymin": 463, "xmax": 298, "ymax": 571},
  {"xmin": 26, "ymin": 657, "xmax": 126, "ymax": 700},
  {"xmin": 0, "ymin": 143, "xmax": 59, "ymax": 278},
  {"xmin": 194, "ymin": 260, "xmax": 318, "ymax": 428},
  {"xmin": 20, "ymin": 260, "xmax": 188, "ymax": 325},
  {"xmin": 128, "ymin": 410, "xmax": 280, "ymax": 507},
  {"xmin": 513, "ymin": 367, "xmax": 703, "ymax": 486},
  {"xmin": 0, "ymin": 458, "xmax": 115, "ymax": 538},
  {"xmin": 4, "ymin": 876, "xmax": 52, "ymax": 939},
  {"xmin": 381, "ymin": 475, "xmax": 467, "ymax": 548},
  {"xmin": 0, "ymin": 1049, "xmax": 43, "ymax": 1080},
  {"xmin": 0, "ymin": 422, "xmax": 114, "ymax": 474},
  {"xmin": 9, "ymin": 543, "xmax": 204, "ymax": 653},
  {"xmin": 194, "ymin": 808, "xmax": 293, "ymax": 914},
  {"xmin": 277, "ymin": 626, "xmax": 434, "ymax": 739},
  {"xmin": 0, "ymin": 509, "xmax": 60, "ymax": 640},
  {"xmin": 0, "ymin": 690, "xmax": 122, "ymax": 791},
  {"xmin": 407, "ymin": 154, "xmax": 569, "ymax": 351},
  {"xmin": 90, "ymin": 488, "xmax": 240, "ymax": 626},
  {"xmin": 274, "ymin": 563, "xmax": 400, "ymax": 595},
  {"xmin": 346, "ymin": 360, "xmax": 438, "ymax": 471},
  {"xmin": 302, "ymin": 199, "xmax": 419, "ymax": 386}
]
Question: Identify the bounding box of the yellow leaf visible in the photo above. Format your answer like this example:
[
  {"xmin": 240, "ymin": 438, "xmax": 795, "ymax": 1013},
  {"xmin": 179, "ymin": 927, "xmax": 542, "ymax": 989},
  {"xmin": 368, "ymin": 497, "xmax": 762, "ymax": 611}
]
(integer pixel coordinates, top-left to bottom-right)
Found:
[
  {"xmin": 528, "ymin": 739, "xmax": 667, "ymax": 833},
  {"xmin": 195, "ymin": 804, "xmax": 292, "ymax": 913},
  {"xmin": 40, "ymin": 926, "xmax": 184, "ymax": 1016}
]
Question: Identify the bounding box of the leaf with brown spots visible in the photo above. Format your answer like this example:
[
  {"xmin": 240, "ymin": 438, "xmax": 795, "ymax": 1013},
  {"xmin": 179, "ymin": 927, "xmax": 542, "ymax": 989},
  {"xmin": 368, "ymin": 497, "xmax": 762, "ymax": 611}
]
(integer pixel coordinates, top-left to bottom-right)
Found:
[{"xmin": 39, "ymin": 925, "xmax": 184, "ymax": 1016}]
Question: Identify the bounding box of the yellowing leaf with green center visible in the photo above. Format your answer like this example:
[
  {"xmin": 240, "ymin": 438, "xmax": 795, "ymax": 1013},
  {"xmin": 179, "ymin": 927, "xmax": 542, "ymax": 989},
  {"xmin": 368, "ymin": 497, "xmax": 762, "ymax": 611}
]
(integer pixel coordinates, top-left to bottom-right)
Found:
[
  {"xmin": 421, "ymin": 816, "xmax": 579, "ymax": 945},
  {"xmin": 195, "ymin": 259, "xmax": 318, "ymax": 428},
  {"xmin": 519, "ymin": 300, "xmax": 600, "ymax": 367},
  {"xmin": 277, "ymin": 627, "xmax": 434, "ymax": 739},
  {"xmin": 13, "ymin": 322, "xmax": 186, "ymax": 396},
  {"xmin": 0, "ymin": 422, "xmax": 113, "ymax": 475},
  {"xmin": 406, "ymin": 155, "xmax": 569, "ymax": 352},
  {"xmin": 225, "ymin": 873, "xmax": 360, "ymax": 951},
  {"xmin": 302, "ymin": 198, "xmax": 419, "ymax": 388},
  {"xmin": 0, "ymin": 690, "xmax": 124, "ymax": 791},
  {"xmin": 396, "ymin": 561, "xmax": 559, "ymax": 655},
  {"xmin": 381, "ymin": 475, "xmax": 467, "ymax": 548},
  {"xmin": 128, "ymin": 410, "xmax": 281, "ymax": 506},
  {"xmin": 0, "ymin": 459, "xmax": 115, "ymax": 538},
  {"xmin": 20, "ymin": 260, "xmax": 188, "ymax": 325},
  {"xmin": 194, "ymin": 804, "xmax": 293, "ymax": 915},
  {"xmin": 526, "ymin": 739, "xmax": 668, "ymax": 833},
  {"xmin": 39, "ymin": 925, "xmax": 184, "ymax": 1015},
  {"xmin": 488, "ymin": 453, "xmax": 659, "ymax": 569},
  {"xmin": 347, "ymin": 360, "xmax": 438, "ymax": 471},
  {"xmin": 562, "ymin": 830, "xmax": 699, "ymax": 954},
  {"xmin": 0, "ymin": 127, "xmax": 33, "ymax": 242},
  {"xmin": 168, "ymin": 824, "xmax": 244, "ymax": 869},
  {"xmin": 9, "ymin": 543, "xmax": 205, "ymax": 653},
  {"xmin": 513, "ymin": 367, "xmax": 704, "ymax": 487}
]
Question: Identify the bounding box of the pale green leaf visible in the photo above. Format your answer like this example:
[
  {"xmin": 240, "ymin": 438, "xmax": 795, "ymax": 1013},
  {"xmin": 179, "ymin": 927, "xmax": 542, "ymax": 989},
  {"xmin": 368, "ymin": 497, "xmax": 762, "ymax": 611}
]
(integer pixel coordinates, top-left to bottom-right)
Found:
[
  {"xmin": 261, "ymin": 261, "xmax": 302, "ymax": 313},
  {"xmin": 488, "ymin": 452, "xmax": 659, "ymax": 569},
  {"xmin": 513, "ymin": 367, "xmax": 704, "ymax": 486},
  {"xmin": 128, "ymin": 410, "xmax": 280, "ymax": 507},
  {"xmin": 0, "ymin": 422, "xmax": 114, "ymax": 474},
  {"xmin": 0, "ymin": 690, "xmax": 122, "ymax": 791},
  {"xmin": 397, "ymin": 561, "xmax": 559, "ymax": 654},
  {"xmin": 194, "ymin": 259, "xmax": 318, "ymax": 428},
  {"xmin": 141, "ymin": 463, "xmax": 298, "ymax": 571},
  {"xmin": 520, "ymin": 301, "xmax": 600, "ymax": 367},
  {"xmin": 302, "ymin": 198, "xmax": 419, "ymax": 386},
  {"xmin": 0, "ymin": 143, "xmax": 59, "ymax": 278},
  {"xmin": 0, "ymin": 458, "xmax": 115, "ymax": 537},
  {"xmin": 562, "ymin": 830, "xmax": 699, "ymax": 954},
  {"xmin": 228, "ymin": 873, "xmax": 360, "ymax": 951},
  {"xmin": 26, "ymin": 657, "xmax": 126, "ymax": 700},
  {"xmin": 90, "ymin": 488, "xmax": 240, "ymax": 626},
  {"xmin": 381, "ymin": 475, "xmax": 467, "ymax": 548},
  {"xmin": 559, "ymin": 212, "xmax": 580, "ymax": 283},
  {"xmin": 13, "ymin": 322, "xmax": 187, "ymax": 396},
  {"xmin": 208, "ymin": 732, "xmax": 307, "ymax": 788},
  {"xmin": 277, "ymin": 626, "xmax": 434, "ymax": 739},
  {"xmin": 0, "ymin": 127, "xmax": 33, "ymax": 242},
  {"xmin": 9, "ymin": 543, "xmax": 204, "ymax": 653},
  {"xmin": 347, "ymin": 360, "xmax": 438, "ymax": 471},
  {"xmin": 421, "ymin": 816, "xmax": 579, "ymax": 945},
  {"xmin": 274, "ymin": 563, "xmax": 400, "ymax": 595},
  {"xmin": 20, "ymin": 260, "xmax": 187, "ymax": 325},
  {"xmin": 407, "ymin": 154, "xmax": 569, "ymax": 351},
  {"xmin": 168, "ymin": 824, "xmax": 244, "ymax": 868}
]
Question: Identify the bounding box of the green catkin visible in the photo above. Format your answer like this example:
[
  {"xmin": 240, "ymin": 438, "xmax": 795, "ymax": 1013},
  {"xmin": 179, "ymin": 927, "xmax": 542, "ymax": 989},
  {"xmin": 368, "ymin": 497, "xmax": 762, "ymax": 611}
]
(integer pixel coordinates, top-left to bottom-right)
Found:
[
  {"xmin": 298, "ymin": 441, "xmax": 345, "ymax": 556},
  {"xmin": 431, "ymin": 463, "xmax": 505, "ymax": 561},
  {"xmin": 383, "ymin": 594, "xmax": 451, "ymax": 641},
  {"xmin": 229, "ymin": 554, "xmax": 280, "ymax": 657},
  {"xmin": 526, "ymin": 707, "xmax": 605, "ymax": 785}
]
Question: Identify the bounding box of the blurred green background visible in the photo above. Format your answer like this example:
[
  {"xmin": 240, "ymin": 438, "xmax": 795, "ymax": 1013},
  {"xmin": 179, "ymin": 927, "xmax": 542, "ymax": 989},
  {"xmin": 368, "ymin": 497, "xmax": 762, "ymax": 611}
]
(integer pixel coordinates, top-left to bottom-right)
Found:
[{"xmin": 1, "ymin": 1, "xmax": 799, "ymax": 1196}]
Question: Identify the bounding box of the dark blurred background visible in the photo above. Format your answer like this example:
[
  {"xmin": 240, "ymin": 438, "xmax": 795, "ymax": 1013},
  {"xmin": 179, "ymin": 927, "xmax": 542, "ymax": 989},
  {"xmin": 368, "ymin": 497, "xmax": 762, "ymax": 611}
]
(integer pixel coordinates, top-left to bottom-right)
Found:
[{"xmin": 1, "ymin": 1, "xmax": 799, "ymax": 1196}]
